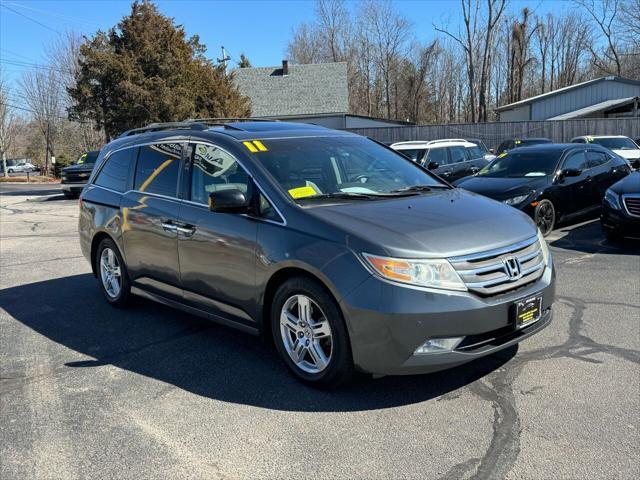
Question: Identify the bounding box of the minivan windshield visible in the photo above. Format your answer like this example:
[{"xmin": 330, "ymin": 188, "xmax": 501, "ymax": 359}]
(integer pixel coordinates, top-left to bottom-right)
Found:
[
  {"xmin": 477, "ymin": 150, "xmax": 562, "ymax": 178},
  {"xmin": 589, "ymin": 137, "xmax": 638, "ymax": 150},
  {"xmin": 256, "ymin": 136, "xmax": 446, "ymax": 201}
]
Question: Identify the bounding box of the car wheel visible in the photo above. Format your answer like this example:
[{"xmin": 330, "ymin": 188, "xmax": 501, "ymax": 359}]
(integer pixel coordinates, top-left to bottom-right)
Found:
[
  {"xmin": 535, "ymin": 200, "xmax": 555, "ymax": 236},
  {"xmin": 271, "ymin": 277, "xmax": 354, "ymax": 388},
  {"xmin": 603, "ymin": 225, "xmax": 622, "ymax": 242},
  {"xmin": 8, "ymin": 169, "xmax": 14, "ymax": 173},
  {"xmin": 63, "ymin": 191, "xmax": 78, "ymax": 199},
  {"xmin": 95, "ymin": 238, "xmax": 132, "ymax": 307}
]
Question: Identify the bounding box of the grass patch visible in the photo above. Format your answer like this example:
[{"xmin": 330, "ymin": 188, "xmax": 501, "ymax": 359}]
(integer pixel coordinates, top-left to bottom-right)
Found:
[{"xmin": 0, "ymin": 176, "xmax": 60, "ymax": 183}]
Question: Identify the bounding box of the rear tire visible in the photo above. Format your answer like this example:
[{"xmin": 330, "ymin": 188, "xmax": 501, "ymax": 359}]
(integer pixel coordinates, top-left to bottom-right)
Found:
[
  {"xmin": 95, "ymin": 238, "xmax": 132, "ymax": 308},
  {"xmin": 271, "ymin": 277, "xmax": 354, "ymax": 388},
  {"xmin": 535, "ymin": 200, "xmax": 556, "ymax": 236}
]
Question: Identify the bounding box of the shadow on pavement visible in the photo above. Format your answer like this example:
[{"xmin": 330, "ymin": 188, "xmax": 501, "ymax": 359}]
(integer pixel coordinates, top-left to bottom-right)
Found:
[
  {"xmin": 550, "ymin": 219, "xmax": 639, "ymax": 256},
  {"xmin": 0, "ymin": 274, "xmax": 516, "ymax": 412},
  {"xmin": 0, "ymin": 187, "xmax": 62, "ymax": 197}
]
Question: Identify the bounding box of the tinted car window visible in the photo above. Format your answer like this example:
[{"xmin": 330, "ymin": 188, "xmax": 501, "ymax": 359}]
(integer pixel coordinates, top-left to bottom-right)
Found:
[
  {"xmin": 426, "ymin": 147, "xmax": 448, "ymax": 166},
  {"xmin": 586, "ymin": 150, "xmax": 609, "ymax": 167},
  {"xmin": 94, "ymin": 148, "xmax": 133, "ymax": 192},
  {"xmin": 396, "ymin": 148, "xmax": 426, "ymax": 162},
  {"xmin": 448, "ymin": 146, "xmax": 467, "ymax": 164},
  {"xmin": 466, "ymin": 146, "xmax": 484, "ymax": 159},
  {"xmin": 77, "ymin": 151, "xmax": 99, "ymax": 165},
  {"xmin": 134, "ymin": 143, "xmax": 182, "ymax": 197},
  {"xmin": 519, "ymin": 139, "xmax": 552, "ymax": 147},
  {"xmin": 478, "ymin": 151, "xmax": 562, "ymax": 178},
  {"xmin": 589, "ymin": 137, "xmax": 638, "ymax": 150},
  {"xmin": 563, "ymin": 151, "xmax": 589, "ymax": 171},
  {"xmin": 190, "ymin": 143, "xmax": 250, "ymax": 204}
]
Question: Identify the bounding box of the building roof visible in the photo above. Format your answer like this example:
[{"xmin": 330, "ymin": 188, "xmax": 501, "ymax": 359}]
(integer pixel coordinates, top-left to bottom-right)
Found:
[
  {"xmin": 233, "ymin": 62, "xmax": 349, "ymax": 117},
  {"xmin": 547, "ymin": 97, "xmax": 638, "ymax": 120},
  {"xmin": 496, "ymin": 76, "xmax": 640, "ymax": 112}
]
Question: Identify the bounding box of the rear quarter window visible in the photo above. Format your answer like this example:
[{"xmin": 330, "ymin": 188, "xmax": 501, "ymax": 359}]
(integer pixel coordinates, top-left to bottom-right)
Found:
[{"xmin": 94, "ymin": 148, "xmax": 134, "ymax": 192}]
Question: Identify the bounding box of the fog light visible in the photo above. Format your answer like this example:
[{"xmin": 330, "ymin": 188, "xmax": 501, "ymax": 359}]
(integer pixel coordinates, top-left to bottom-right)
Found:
[{"xmin": 414, "ymin": 337, "xmax": 464, "ymax": 354}]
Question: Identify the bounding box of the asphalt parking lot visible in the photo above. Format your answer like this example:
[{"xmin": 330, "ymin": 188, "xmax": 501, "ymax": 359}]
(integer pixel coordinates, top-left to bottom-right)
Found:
[{"xmin": 1, "ymin": 183, "xmax": 638, "ymax": 480}]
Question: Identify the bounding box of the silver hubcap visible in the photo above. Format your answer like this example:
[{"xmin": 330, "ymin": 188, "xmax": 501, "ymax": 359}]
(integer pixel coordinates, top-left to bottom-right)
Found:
[
  {"xmin": 100, "ymin": 248, "xmax": 122, "ymax": 299},
  {"xmin": 279, "ymin": 295, "xmax": 333, "ymax": 374}
]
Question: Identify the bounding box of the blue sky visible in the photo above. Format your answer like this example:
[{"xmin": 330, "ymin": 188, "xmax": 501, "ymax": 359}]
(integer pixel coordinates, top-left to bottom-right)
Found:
[{"xmin": 1, "ymin": 0, "xmax": 573, "ymax": 87}]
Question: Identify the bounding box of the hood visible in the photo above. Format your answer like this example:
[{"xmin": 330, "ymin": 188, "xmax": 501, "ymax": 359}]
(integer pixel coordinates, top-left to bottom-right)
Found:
[
  {"xmin": 455, "ymin": 176, "xmax": 548, "ymax": 201},
  {"xmin": 62, "ymin": 163, "xmax": 95, "ymax": 173},
  {"xmin": 304, "ymin": 188, "xmax": 537, "ymax": 258},
  {"xmin": 610, "ymin": 171, "xmax": 640, "ymax": 195},
  {"xmin": 612, "ymin": 149, "xmax": 640, "ymax": 160}
]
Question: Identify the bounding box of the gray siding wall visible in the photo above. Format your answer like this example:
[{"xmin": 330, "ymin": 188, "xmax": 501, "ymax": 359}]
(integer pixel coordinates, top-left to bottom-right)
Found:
[
  {"xmin": 348, "ymin": 118, "xmax": 640, "ymax": 151},
  {"xmin": 499, "ymin": 104, "xmax": 530, "ymax": 121},
  {"xmin": 531, "ymin": 81, "xmax": 640, "ymax": 120}
]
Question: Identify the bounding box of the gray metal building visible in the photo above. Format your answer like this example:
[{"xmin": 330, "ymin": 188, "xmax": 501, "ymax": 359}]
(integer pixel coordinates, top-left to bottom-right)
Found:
[{"xmin": 496, "ymin": 76, "xmax": 640, "ymax": 122}]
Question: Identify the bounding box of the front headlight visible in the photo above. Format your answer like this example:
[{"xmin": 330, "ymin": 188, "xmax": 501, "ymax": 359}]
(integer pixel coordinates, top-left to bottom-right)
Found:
[
  {"xmin": 363, "ymin": 253, "xmax": 467, "ymax": 291},
  {"xmin": 503, "ymin": 194, "xmax": 530, "ymax": 206},
  {"xmin": 537, "ymin": 229, "xmax": 550, "ymax": 266},
  {"xmin": 604, "ymin": 189, "xmax": 621, "ymax": 210}
]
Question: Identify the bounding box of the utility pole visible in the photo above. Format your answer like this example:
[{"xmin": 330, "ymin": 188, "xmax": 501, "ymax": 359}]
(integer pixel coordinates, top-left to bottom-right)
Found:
[{"xmin": 217, "ymin": 46, "xmax": 231, "ymax": 74}]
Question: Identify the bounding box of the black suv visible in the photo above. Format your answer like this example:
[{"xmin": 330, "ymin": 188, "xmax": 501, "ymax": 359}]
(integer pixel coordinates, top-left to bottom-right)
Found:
[
  {"xmin": 61, "ymin": 151, "xmax": 99, "ymax": 198},
  {"xmin": 79, "ymin": 120, "xmax": 555, "ymax": 387}
]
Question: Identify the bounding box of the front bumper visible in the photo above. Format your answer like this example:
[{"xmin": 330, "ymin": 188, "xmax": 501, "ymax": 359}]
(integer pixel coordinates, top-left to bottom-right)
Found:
[
  {"xmin": 61, "ymin": 182, "xmax": 87, "ymax": 193},
  {"xmin": 601, "ymin": 203, "xmax": 640, "ymax": 237},
  {"xmin": 339, "ymin": 262, "xmax": 555, "ymax": 375}
]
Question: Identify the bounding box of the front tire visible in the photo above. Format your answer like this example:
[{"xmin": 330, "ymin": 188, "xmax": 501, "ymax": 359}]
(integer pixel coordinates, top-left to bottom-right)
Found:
[
  {"xmin": 63, "ymin": 190, "xmax": 78, "ymax": 199},
  {"xmin": 535, "ymin": 200, "xmax": 556, "ymax": 236},
  {"xmin": 95, "ymin": 238, "xmax": 132, "ymax": 307},
  {"xmin": 271, "ymin": 277, "xmax": 354, "ymax": 388}
]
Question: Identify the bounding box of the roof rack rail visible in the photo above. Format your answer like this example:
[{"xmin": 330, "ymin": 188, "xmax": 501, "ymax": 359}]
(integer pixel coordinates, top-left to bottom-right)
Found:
[
  {"xmin": 426, "ymin": 138, "xmax": 468, "ymax": 145},
  {"xmin": 118, "ymin": 120, "xmax": 246, "ymax": 138},
  {"xmin": 183, "ymin": 117, "xmax": 279, "ymax": 123}
]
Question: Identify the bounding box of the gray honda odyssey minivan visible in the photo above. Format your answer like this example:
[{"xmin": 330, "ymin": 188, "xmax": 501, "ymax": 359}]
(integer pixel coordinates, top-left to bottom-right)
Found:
[{"xmin": 78, "ymin": 120, "xmax": 555, "ymax": 387}]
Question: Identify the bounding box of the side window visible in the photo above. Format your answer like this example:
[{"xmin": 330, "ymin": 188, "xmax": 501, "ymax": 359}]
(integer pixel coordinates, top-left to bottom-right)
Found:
[
  {"xmin": 586, "ymin": 150, "xmax": 608, "ymax": 167},
  {"xmin": 258, "ymin": 193, "xmax": 283, "ymax": 222},
  {"xmin": 134, "ymin": 144, "xmax": 182, "ymax": 197},
  {"xmin": 466, "ymin": 146, "xmax": 484, "ymax": 160},
  {"xmin": 563, "ymin": 151, "xmax": 588, "ymax": 171},
  {"xmin": 94, "ymin": 148, "xmax": 133, "ymax": 192},
  {"xmin": 190, "ymin": 143, "xmax": 250, "ymax": 205},
  {"xmin": 572, "ymin": 138, "xmax": 585, "ymax": 144},
  {"xmin": 497, "ymin": 141, "xmax": 508, "ymax": 154},
  {"xmin": 448, "ymin": 146, "xmax": 467, "ymax": 164},
  {"xmin": 426, "ymin": 147, "xmax": 447, "ymax": 166}
]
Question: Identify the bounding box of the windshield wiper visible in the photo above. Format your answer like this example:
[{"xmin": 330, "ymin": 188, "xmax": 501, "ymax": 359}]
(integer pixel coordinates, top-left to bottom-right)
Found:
[
  {"xmin": 299, "ymin": 192, "xmax": 387, "ymax": 201},
  {"xmin": 389, "ymin": 184, "xmax": 450, "ymax": 193}
]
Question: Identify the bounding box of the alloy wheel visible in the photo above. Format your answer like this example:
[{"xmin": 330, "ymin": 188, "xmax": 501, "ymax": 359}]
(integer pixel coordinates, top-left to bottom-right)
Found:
[
  {"xmin": 536, "ymin": 202, "xmax": 555, "ymax": 236},
  {"xmin": 100, "ymin": 247, "xmax": 122, "ymax": 298},
  {"xmin": 279, "ymin": 294, "xmax": 333, "ymax": 374}
]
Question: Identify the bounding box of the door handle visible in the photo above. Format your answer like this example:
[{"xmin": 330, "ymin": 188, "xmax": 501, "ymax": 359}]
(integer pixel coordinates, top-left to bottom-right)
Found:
[
  {"xmin": 161, "ymin": 222, "xmax": 178, "ymax": 233},
  {"xmin": 176, "ymin": 225, "xmax": 196, "ymax": 237}
]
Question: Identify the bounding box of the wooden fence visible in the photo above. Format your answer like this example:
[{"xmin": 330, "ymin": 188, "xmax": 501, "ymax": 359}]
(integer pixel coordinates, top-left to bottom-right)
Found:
[{"xmin": 348, "ymin": 117, "xmax": 640, "ymax": 150}]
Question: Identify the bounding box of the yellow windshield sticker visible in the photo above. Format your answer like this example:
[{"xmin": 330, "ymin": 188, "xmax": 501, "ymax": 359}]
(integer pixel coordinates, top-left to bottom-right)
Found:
[
  {"xmin": 252, "ymin": 140, "xmax": 268, "ymax": 151},
  {"xmin": 515, "ymin": 140, "xmax": 521, "ymax": 145},
  {"xmin": 288, "ymin": 186, "xmax": 317, "ymax": 199},
  {"xmin": 243, "ymin": 141, "xmax": 258, "ymax": 153},
  {"xmin": 586, "ymin": 136, "xmax": 594, "ymax": 143},
  {"xmin": 498, "ymin": 152, "xmax": 508, "ymax": 158}
]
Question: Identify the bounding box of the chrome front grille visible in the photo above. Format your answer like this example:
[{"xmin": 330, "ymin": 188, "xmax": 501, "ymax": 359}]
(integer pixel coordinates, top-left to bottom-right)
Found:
[
  {"xmin": 449, "ymin": 236, "xmax": 545, "ymax": 296},
  {"xmin": 623, "ymin": 195, "xmax": 640, "ymax": 217}
]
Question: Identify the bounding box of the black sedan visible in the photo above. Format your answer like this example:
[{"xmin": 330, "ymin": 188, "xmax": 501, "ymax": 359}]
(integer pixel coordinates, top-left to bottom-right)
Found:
[
  {"xmin": 455, "ymin": 144, "xmax": 630, "ymax": 236},
  {"xmin": 601, "ymin": 171, "xmax": 640, "ymax": 240}
]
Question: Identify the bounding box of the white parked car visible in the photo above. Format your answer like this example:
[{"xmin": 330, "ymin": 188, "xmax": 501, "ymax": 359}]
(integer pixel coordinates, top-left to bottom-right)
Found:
[
  {"xmin": 571, "ymin": 135, "xmax": 640, "ymax": 168},
  {"xmin": 390, "ymin": 139, "xmax": 490, "ymax": 182}
]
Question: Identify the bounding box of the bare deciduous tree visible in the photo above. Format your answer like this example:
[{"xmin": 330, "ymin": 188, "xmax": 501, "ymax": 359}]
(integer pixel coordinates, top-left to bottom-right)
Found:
[{"xmin": 0, "ymin": 74, "xmax": 18, "ymax": 177}]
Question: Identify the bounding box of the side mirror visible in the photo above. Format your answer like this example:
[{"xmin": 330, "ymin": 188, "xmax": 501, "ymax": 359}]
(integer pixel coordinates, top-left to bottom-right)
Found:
[
  {"xmin": 489, "ymin": 148, "xmax": 495, "ymax": 154},
  {"xmin": 631, "ymin": 159, "xmax": 640, "ymax": 170},
  {"xmin": 557, "ymin": 168, "xmax": 582, "ymax": 182},
  {"xmin": 208, "ymin": 189, "xmax": 249, "ymax": 213},
  {"xmin": 427, "ymin": 161, "xmax": 440, "ymax": 170}
]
